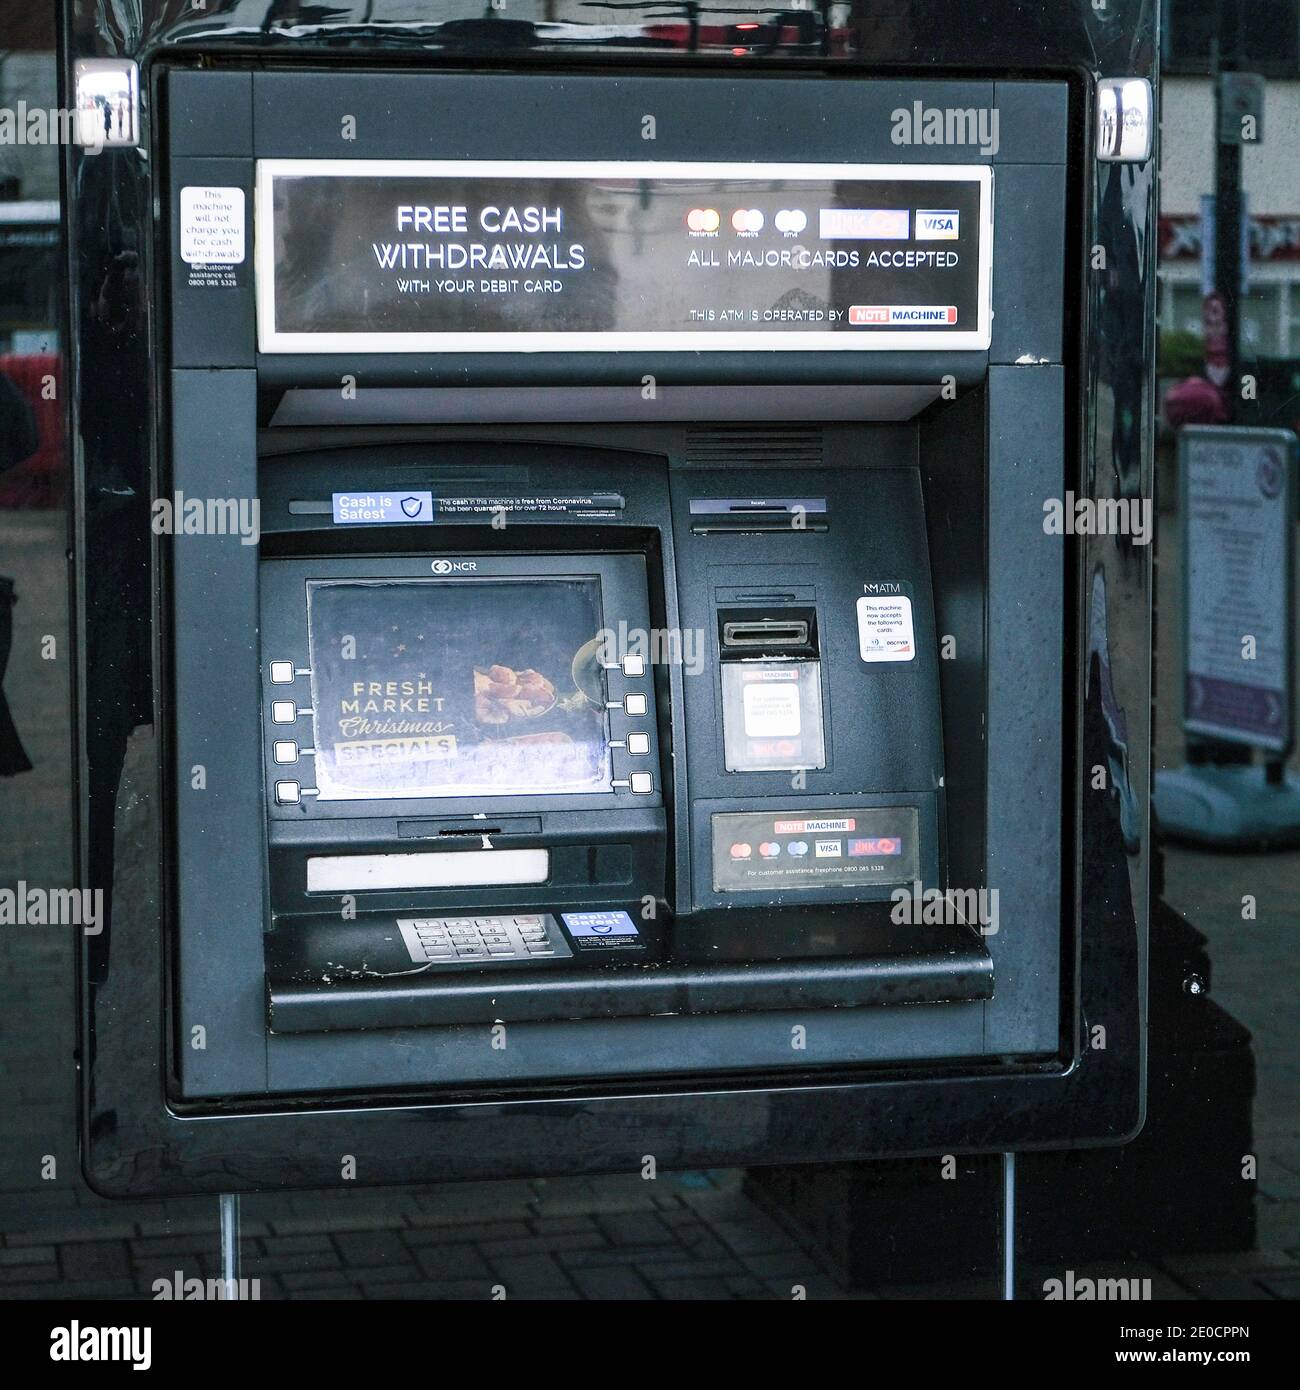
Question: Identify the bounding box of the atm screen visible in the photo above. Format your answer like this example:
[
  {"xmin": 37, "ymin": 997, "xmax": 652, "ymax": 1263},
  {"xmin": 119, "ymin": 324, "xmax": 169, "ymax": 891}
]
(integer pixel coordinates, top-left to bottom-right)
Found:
[
  {"xmin": 305, "ymin": 578, "xmax": 611, "ymax": 800},
  {"xmin": 255, "ymin": 159, "xmax": 992, "ymax": 352}
]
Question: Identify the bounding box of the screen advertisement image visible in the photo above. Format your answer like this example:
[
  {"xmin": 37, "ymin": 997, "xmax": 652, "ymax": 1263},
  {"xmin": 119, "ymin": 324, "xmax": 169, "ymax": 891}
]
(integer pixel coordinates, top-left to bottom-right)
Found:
[
  {"xmin": 305, "ymin": 578, "xmax": 611, "ymax": 800},
  {"xmin": 255, "ymin": 159, "xmax": 992, "ymax": 353}
]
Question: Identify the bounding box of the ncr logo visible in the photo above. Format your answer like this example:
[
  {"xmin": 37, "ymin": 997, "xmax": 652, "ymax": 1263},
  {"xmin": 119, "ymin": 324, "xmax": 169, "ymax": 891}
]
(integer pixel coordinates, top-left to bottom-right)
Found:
[
  {"xmin": 916, "ymin": 210, "xmax": 959, "ymax": 240},
  {"xmin": 431, "ymin": 559, "xmax": 478, "ymax": 574}
]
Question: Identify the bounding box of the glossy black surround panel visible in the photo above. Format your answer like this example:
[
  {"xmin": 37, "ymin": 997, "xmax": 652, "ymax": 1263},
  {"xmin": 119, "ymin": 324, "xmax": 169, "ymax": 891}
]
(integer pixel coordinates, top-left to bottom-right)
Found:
[{"xmin": 63, "ymin": 0, "xmax": 1156, "ymax": 1195}]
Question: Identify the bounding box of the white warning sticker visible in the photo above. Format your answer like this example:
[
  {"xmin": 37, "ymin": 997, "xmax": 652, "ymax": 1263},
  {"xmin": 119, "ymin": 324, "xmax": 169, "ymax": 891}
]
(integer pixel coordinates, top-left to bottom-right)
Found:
[
  {"xmin": 857, "ymin": 594, "xmax": 916, "ymax": 662},
  {"xmin": 180, "ymin": 186, "xmax": 245, "ymax": 265},
  {"xmin": 742, "ymin": 681, "xmax": 801, "ymax": 737}
]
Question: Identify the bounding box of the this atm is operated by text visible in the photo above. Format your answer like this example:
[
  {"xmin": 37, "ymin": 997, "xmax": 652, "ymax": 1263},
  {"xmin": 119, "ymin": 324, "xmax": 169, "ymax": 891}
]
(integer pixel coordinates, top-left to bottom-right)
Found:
[{"xmin": 68, "ymin": 49, "xmax": 1154, "ymax": 1193}]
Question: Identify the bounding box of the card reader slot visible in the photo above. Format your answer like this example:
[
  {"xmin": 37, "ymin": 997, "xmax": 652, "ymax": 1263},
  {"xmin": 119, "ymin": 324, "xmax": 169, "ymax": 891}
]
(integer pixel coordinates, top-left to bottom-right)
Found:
[
  {"xmin": 717, "ymin": 605, "xmax": 819, "ymax": 662},
  {"xmin": 722, "ymin": 618, "xmax": 809, "ymax": 648}
]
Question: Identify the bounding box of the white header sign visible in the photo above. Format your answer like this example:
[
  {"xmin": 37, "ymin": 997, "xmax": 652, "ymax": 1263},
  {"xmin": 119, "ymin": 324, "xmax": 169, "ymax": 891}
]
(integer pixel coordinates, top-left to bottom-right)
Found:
[{"xmin": 253, "ymin": 159, "xmax": 993, "ymax": 355}]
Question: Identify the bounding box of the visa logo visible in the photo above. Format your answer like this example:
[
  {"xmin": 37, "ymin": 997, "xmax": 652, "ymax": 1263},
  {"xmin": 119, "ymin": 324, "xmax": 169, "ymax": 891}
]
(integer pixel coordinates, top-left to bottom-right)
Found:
[{"xmin": 916, "ymin": 210, "xmax": 959, "ymax": 240}]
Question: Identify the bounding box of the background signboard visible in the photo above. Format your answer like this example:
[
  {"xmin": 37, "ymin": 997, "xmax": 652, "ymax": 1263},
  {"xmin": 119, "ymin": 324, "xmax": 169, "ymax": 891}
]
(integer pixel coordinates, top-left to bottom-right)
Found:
[{"xmin": 1181, "ymin": 425, "xmax": 1297, "ymax": 754}]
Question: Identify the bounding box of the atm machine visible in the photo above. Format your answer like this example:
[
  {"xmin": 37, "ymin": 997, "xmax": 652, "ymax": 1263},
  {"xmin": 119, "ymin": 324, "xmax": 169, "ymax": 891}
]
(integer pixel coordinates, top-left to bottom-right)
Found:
[{"xmin": 64, "ymin": 1, "xmax": 1157, "ymax": 1195}]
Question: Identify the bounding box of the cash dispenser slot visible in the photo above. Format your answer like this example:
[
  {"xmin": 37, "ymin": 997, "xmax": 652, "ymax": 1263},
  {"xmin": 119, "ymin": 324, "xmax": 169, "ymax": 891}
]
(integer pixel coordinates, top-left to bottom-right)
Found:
[{"xmin": 264, "ymin": 913, "xmax": 994, "ymax": 1032}]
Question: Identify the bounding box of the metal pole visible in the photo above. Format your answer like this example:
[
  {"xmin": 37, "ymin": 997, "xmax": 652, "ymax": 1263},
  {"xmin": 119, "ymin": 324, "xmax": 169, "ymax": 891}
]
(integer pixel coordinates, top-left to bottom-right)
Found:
[
  {"xmin": 219, "ymin": 1193, "xmax": 241, "ymax": 1300},
  {"xmin": 1214, "ymin": 0, "xmax": 1242, "ymax": 423},
  {"xmin": 1001, "ymin": 1153, "xmax": 1015, "ymax": 1300}
]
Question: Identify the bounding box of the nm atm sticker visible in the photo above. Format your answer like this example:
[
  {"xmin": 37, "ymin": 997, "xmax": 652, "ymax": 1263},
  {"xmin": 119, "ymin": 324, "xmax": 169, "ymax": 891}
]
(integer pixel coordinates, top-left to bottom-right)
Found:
[{"xmin": 858, "ymin": 581, "xmax": 916, "ymax": 662}]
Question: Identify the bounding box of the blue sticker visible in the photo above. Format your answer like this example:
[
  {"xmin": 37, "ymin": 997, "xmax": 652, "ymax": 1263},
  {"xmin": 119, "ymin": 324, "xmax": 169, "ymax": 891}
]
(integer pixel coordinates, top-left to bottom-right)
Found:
[
  {"xmin": 561, "ymin": 910, "xmax": 639, "ymax": 938},
  {"xmin": 332, "ymin": 491, "xmax": 433, "ymax": 524}
]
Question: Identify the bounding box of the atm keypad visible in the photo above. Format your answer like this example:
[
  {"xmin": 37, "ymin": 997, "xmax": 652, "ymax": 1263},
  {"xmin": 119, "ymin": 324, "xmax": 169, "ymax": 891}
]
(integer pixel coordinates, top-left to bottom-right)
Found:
[{"xmin": 397, "ymin": 913, "xmax": 572, "ymax": 966}]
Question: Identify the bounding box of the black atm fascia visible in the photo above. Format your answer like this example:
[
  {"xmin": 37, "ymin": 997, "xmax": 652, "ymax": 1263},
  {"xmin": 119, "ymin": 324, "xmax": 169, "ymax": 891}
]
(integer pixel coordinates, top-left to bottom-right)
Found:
[
  {"xmin": 159, "ymin": 71, "xmax": 1050, "ymax": 1104},
  {"xmin": 66, "ymin": 27, "xmax": 1157, "ymax": 1193}
]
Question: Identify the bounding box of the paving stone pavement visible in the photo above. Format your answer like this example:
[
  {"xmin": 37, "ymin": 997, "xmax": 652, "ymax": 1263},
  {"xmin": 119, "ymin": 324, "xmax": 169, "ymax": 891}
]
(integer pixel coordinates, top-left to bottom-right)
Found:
[{"xmin": 1, "ymin": 508, "xmax": 1296, "ymax": 1298}]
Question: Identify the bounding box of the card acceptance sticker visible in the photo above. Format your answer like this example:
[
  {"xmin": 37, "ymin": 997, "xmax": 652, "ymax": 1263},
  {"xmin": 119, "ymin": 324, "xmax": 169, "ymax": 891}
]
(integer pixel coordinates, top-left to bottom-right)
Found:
[{"xmin": 857, "ymin": 594, "xmax": 915, "ymax": 662}]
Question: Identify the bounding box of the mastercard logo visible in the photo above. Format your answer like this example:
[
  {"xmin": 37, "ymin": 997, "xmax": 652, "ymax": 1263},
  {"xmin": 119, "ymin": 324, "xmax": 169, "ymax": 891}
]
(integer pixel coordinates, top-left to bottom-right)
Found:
[
  {"xmin": 686, "ymin": 208, "xmax": 721, "ymax": 233},
  {"xmin": 731, "ymin": 208, "xmax": 764, "ymax": 233}
]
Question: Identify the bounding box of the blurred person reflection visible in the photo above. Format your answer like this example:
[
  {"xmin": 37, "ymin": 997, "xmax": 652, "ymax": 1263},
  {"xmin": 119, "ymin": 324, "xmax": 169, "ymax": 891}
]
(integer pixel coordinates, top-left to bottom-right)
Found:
[{"xmin": 0, "ymin": 368, "xmax": 38, "ymax": 775}]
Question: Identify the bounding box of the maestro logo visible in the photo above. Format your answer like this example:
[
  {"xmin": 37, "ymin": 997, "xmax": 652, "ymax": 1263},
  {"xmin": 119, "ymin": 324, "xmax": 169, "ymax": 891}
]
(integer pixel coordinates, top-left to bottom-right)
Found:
[{"xmin": 431, "ymin": 559, "xmax": 478, "ymax": 575}]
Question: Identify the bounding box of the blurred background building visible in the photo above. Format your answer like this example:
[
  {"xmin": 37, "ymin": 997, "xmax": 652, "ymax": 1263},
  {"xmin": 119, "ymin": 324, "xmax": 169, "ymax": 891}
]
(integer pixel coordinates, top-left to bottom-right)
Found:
[{"xmin": 1160, "ymin": 0, "xmax": 1300, "ymax": 432}]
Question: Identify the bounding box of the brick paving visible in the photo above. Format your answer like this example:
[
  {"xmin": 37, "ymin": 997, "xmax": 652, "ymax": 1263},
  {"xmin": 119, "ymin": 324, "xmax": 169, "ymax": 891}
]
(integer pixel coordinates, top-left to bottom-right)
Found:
[{"xmin": 1, "ymin": 507, "xmax": 1297, "ymax": 1298}]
